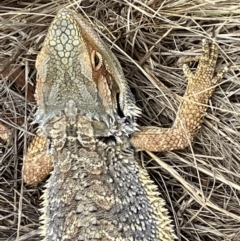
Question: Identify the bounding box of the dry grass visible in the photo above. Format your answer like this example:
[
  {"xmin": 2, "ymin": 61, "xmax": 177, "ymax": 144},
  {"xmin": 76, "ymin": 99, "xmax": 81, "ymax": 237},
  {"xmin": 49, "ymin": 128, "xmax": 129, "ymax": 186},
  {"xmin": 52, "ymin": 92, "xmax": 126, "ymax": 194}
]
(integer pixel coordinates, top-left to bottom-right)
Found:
[{"xmin": 0, "ymin": 0, "xmax": 239, "ymax": 240}]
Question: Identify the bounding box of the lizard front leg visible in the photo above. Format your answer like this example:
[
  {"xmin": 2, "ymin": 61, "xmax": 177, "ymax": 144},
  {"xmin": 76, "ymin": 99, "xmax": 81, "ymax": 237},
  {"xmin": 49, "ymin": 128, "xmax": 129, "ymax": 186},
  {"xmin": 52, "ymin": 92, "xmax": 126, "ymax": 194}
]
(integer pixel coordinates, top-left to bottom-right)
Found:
[
  {"xmin": 23, "ymin": 133, "xmax": 52, "ymax": 185},
  {"xmin": 131, "ymin": 39, "xmax": 228, "ymax": 152}
]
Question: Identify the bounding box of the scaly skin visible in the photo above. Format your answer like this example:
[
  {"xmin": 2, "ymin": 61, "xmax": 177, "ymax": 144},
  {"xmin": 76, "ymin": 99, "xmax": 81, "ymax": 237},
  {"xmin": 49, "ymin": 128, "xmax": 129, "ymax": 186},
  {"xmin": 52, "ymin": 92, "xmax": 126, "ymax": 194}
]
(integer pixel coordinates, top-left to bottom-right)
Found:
[
  {"xmin": 22, "ymin": 8, "xmax": 227, "ymax": 241},
  {"xmin": 31, "ymin": 9, "xmax": 175, "ymax": 240},
  {"xmin": 131, "ymin": 39, "xmax": 228, "ymax": 151}
]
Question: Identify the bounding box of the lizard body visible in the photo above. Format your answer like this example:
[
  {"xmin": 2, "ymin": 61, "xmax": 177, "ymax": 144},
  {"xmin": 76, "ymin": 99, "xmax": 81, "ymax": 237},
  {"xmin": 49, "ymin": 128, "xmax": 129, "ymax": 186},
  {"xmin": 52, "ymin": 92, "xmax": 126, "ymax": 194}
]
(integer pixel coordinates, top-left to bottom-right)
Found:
[{"xmin": 23, "ymin": 8, "xmax": 227, "ymax": 241}]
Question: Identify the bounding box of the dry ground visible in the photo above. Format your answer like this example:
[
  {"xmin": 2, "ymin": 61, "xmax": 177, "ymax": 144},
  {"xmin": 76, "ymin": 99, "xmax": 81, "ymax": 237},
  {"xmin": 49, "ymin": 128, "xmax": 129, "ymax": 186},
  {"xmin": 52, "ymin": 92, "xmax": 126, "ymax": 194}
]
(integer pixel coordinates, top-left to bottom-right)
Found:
[{"xmin": 0, "ymin": 0, "xmax": 240, "ymax": 240}]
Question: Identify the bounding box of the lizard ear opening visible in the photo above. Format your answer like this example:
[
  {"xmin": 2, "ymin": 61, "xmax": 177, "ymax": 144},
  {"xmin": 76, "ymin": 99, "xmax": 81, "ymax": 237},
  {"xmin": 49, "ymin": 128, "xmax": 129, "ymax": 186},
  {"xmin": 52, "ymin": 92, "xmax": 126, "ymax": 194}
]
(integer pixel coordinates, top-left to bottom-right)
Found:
[
  {"xmin": 116, "ymin": 92, "xmax": 125, "ymax": 118},
  {"xmin": 91, "ymin": 50, "xmax": 102, "ymax": 70}
]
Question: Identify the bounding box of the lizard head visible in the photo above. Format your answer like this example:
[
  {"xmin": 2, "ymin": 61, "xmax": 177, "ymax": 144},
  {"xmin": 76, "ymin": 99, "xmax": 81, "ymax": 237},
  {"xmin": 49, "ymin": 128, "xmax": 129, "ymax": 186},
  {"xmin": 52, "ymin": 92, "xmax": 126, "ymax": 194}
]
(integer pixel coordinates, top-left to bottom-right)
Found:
[{"xmin": 35, "ymin": 8, "xmax": 140, "ymax": 135}]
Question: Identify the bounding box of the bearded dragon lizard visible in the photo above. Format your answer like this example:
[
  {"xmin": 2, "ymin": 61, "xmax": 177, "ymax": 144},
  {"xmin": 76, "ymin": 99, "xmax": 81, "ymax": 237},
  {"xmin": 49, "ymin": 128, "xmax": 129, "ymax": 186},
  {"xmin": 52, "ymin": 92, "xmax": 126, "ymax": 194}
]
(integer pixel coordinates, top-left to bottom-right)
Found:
[{"xmin": 22, "ymin": 8, "xmax": 227, "ymax": 241}]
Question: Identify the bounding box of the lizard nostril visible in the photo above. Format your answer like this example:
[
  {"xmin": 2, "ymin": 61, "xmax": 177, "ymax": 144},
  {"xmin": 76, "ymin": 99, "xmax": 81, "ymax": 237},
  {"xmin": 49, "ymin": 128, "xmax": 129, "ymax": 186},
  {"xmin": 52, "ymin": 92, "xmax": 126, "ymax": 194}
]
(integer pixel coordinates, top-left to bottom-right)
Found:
[{"xmin": 92, "ymin": 50, "xmax": 102, "ymax": 70}]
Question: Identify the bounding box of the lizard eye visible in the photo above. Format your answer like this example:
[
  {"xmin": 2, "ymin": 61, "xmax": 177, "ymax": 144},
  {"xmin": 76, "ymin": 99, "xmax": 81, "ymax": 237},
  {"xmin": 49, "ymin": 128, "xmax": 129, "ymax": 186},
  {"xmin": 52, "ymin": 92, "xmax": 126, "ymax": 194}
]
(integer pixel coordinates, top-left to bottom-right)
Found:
[{"xmin": 92, "ymin": 51, "xmax": 102, "ymax": 70}]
